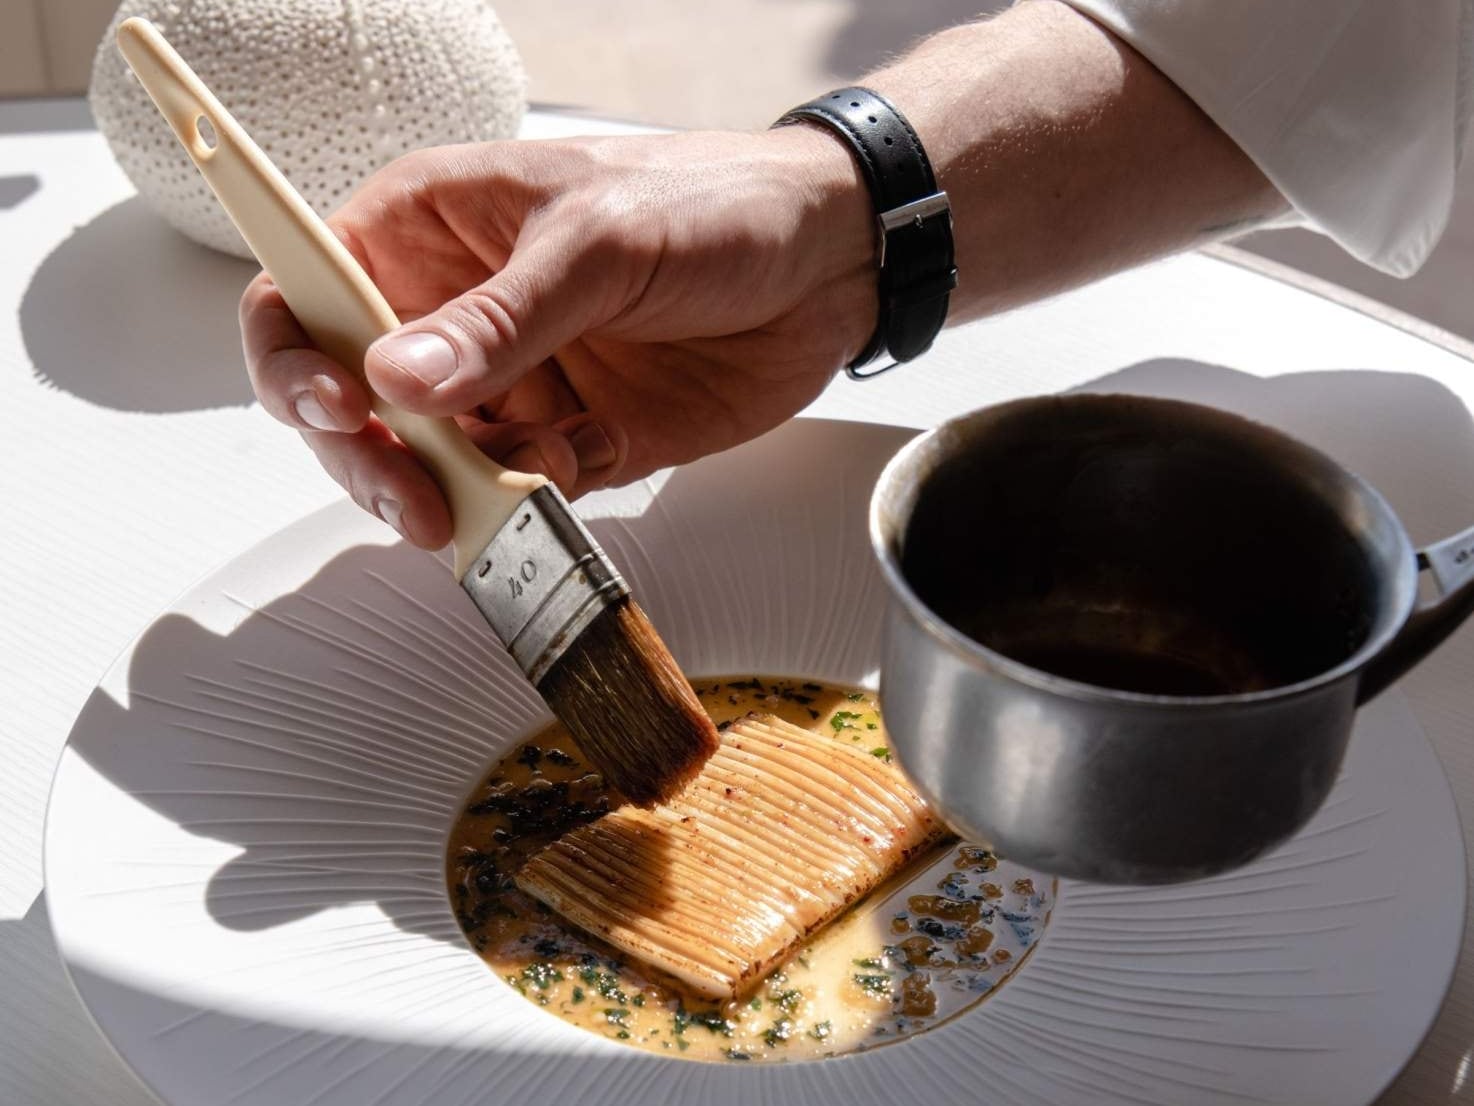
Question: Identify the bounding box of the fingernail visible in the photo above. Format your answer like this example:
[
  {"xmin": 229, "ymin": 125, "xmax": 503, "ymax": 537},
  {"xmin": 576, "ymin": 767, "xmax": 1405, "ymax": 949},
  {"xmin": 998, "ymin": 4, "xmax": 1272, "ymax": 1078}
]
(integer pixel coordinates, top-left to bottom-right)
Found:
[
  {"xmin": 568, "ymin": 422, "xmax": 617, "ymax": 470},
  {"xmin": 372, "ymin": 495, "xmax": 408, "ymax": 539},
  {"xmin": 292, "ymin": 386, "xmax": 337, "ymax": 430},
  {"xmin": 375, "ymin": 331, "xmax": 458, "ymax": 387},
  {"xmin": 505, "ymin": 441, "xmax": 554, "ymax": 479}
]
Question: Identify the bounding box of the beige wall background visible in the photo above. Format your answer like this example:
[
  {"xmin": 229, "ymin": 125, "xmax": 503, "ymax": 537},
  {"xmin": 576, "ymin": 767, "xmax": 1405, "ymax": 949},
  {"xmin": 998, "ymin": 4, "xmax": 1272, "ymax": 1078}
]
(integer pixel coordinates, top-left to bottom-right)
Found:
[{"xmin": 4, "ymin": 0, "xmax": 1472, "ymax": 342}]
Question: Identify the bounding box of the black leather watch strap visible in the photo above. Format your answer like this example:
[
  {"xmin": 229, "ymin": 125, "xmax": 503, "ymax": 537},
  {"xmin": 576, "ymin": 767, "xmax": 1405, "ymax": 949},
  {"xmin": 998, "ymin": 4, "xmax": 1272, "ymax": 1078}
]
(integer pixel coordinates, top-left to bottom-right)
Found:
[{"xmin": 775, "ymin": 86, "xmax": 956, "ymax": 378}]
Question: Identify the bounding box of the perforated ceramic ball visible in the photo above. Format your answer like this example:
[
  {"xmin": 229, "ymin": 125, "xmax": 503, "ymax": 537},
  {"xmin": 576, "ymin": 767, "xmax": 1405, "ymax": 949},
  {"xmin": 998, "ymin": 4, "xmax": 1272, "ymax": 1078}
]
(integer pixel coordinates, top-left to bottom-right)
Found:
[{"xmin": 90, "ymin": 0, "xmax": 526, "ymax": 258}]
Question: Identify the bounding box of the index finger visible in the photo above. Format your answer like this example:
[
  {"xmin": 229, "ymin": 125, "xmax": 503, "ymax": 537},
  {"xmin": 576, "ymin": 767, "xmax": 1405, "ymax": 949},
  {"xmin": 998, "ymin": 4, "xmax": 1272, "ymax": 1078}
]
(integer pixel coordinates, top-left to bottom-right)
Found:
[{"xmin": 240, "ymin": 273, "xmax": 373, "ymax": 433}]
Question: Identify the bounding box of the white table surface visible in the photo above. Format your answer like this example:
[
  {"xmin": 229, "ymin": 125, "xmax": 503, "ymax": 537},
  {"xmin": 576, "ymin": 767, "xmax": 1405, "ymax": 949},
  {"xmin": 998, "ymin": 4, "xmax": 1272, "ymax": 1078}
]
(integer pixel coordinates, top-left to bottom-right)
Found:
[{"xmin": 4, "ymin": 98, "xmax": 1474, "ymax": 1106}]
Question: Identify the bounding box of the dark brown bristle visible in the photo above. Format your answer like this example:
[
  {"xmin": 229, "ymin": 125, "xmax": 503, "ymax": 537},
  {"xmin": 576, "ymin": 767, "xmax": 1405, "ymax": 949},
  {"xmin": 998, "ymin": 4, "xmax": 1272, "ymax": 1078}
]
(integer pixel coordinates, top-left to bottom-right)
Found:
[{"xmin": 536, "ymin": 597, "xmax": 719, "ymax": 806}]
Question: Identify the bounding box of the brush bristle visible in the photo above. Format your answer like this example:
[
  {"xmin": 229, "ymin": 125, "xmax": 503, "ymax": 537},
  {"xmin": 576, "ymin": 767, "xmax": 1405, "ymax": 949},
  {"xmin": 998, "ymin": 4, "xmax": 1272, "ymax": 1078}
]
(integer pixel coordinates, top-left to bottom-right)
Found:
[{"xmin": 536, "ymin": 597, "xmax": 720, "ymax": 806}]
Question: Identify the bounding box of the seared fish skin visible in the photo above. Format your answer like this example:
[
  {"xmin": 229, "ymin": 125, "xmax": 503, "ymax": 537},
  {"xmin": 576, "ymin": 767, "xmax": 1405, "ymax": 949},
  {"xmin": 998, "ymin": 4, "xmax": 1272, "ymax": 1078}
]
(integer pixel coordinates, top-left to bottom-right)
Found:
[{"xmin": 515, "ymin": 712, "xmax": 946, "ymax": 999}]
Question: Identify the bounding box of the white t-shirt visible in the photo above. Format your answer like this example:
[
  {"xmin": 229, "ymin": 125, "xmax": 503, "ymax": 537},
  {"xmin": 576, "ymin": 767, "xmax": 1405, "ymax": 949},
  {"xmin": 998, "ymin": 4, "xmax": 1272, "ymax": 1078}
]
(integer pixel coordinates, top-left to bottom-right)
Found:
[{"xmin": 1061, "ymin": 0, "xmax": 1474, "ymax": 276}]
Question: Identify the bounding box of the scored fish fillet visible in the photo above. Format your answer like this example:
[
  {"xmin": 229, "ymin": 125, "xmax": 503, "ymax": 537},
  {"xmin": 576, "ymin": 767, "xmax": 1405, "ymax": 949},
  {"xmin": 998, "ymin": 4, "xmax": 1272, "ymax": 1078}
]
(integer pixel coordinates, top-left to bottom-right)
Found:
[{"xmin": 515, "ymin": 712, "xmax": 947, "ymax": 999}]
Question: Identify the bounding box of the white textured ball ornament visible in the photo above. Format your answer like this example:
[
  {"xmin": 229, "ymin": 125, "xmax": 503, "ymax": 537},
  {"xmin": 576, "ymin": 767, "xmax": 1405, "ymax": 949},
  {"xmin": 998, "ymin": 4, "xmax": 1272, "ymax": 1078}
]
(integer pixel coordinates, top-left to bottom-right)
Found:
[{"xmin": 90, "ymin": 0, "xmax": 526, "ymax": 258}]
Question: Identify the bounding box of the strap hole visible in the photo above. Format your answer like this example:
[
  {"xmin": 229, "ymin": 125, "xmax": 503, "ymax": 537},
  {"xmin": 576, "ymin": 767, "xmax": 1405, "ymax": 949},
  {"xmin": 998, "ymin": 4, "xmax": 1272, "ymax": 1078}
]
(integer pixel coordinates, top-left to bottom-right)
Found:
[
  {"xmin": 850, "ymin": 100, "xmax": 861, "ymax": 108},
  {"xmin": 868, "ymin": 115, "xmax": 877, "ymax": 123},
  {"xmin": 883, "ymin": 136, "xmax": 893, "ymax": 145}
]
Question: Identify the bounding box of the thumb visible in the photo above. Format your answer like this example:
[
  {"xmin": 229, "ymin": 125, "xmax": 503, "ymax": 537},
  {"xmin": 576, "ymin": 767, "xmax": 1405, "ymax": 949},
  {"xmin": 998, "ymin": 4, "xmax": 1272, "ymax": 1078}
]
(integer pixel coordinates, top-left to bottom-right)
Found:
[{"xmin": 364, "ymin": 235, "xmax": 611, "ymax": 415}]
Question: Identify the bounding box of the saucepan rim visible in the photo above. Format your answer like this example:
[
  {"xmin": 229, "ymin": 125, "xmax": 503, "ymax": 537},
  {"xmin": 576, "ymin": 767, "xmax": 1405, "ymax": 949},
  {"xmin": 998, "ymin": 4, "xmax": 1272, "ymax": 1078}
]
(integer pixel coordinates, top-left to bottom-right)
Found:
[{"xmin": 868, "ymin": 393, "xmax": 1420, "ymax": 711}]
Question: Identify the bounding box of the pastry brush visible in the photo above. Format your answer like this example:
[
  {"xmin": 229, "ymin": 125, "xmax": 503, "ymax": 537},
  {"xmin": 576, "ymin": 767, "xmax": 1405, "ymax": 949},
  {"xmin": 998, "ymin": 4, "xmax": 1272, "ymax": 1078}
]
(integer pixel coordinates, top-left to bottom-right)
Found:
[{"xmin": 116, "ymin": 17, "xmax": 719, "ymax": 805}]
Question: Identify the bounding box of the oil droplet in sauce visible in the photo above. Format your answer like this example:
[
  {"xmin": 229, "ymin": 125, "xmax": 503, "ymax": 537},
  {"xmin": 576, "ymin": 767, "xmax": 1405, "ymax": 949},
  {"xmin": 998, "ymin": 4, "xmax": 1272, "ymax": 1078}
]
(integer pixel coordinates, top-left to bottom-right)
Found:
[{"xmin": 445, "ymin": 677, "xmax": 1053, "ymax": 1062}]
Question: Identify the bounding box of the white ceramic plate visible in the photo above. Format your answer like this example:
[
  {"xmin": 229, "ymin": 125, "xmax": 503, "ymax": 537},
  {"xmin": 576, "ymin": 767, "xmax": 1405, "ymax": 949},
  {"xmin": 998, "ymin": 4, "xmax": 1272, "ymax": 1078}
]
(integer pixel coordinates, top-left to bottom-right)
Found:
[{"xmin": 47, "ymin": 418, "xmax": 1465, "ymax": 1106}]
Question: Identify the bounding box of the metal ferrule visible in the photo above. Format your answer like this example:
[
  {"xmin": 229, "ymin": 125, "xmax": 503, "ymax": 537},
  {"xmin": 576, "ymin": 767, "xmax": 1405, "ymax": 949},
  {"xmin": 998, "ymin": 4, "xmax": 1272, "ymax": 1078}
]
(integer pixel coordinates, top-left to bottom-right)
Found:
[{"xmin": 460, "ymin": 484, "xmax": 629, "ymax": 686}]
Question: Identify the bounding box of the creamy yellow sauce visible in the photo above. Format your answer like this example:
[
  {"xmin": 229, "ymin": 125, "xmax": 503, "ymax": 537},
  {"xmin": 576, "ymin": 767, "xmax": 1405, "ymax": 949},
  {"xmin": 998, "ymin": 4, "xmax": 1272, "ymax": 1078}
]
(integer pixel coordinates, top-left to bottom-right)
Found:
[{"xmin": 445, "ymin": 677, "xmax": 1053, "ymax": 1062}]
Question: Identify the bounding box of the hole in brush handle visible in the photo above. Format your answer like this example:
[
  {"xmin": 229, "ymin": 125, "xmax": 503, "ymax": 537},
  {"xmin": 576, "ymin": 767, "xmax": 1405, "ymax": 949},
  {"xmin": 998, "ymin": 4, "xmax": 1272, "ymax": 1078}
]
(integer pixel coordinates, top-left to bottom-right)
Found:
[{"xmin": 194, "ymin": 114, "xmax": 219, "ymax": 155}]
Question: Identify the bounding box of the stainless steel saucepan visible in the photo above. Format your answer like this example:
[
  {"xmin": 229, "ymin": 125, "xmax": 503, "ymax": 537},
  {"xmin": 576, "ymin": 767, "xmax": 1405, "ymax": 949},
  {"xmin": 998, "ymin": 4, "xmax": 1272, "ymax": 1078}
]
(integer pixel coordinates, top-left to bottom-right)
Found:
[{"xmin": 871, "ymin": 394, "xmax": 1474, "ymax": 883}]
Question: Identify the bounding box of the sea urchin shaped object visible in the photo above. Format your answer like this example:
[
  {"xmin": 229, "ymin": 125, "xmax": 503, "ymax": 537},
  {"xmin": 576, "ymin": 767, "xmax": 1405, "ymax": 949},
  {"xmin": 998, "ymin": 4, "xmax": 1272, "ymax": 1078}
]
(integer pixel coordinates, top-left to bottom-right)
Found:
[{"xmin": 90, "ymin": 0, "xmax": 526, "ymax": 257}]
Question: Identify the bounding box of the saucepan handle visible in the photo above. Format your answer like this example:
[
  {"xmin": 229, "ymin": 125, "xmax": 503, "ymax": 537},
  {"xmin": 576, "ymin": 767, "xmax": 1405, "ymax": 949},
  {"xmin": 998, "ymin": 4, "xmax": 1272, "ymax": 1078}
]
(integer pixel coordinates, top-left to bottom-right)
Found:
[{"xmin": 1358, "ymin": 523, "xmax": 1474, "ymax": 704}]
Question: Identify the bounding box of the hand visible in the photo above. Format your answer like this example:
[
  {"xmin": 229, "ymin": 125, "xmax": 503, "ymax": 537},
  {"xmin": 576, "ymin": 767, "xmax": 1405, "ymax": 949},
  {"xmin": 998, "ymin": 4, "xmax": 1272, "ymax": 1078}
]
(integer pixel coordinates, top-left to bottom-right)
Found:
[{"xmin": 241, "ymin": 126, "xmax": 874, "ymax": 549}]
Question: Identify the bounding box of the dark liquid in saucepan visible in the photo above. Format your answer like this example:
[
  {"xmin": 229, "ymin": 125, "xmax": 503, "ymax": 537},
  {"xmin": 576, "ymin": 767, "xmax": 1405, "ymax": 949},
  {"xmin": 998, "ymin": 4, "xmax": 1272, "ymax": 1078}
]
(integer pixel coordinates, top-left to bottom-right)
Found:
[{"xmin": 1002, "ymin": 642, "xmax": 1240, "ymax": 697}]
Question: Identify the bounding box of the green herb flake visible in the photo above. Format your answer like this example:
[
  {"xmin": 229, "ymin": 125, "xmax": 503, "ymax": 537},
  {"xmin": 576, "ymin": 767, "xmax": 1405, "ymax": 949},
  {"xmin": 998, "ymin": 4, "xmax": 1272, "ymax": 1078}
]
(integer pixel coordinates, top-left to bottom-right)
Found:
[
  {"xmin": 774, "ymin": 988, "xmax": 804, "ymax": 1014},
  {"xmin": 677, "ymin": 1038, "xmax": 691, "ymax": 1052},
  {"xmin": 866, "ymin": 722, "xmax": 878, "ymax": 730},
  {"xmin": 685, "ymin": 1010, "xmax": 736, "ymax": 1036},
  {"xmin": 725, "ymin": 1049, "xmax": 753, "ymax": 1061},
  {"xmin": 853, "ymin": 973, "xmax": 893, "ymax": 998},
  {"xmin": 829, "ymin": 711, "xmax": 863, "ymax": 732},
  {"xmin": 847, "ymin": 692, "xmax": 865, "ymax": 701},
  {"xmin": 578, "ymin": 967, "xmax": 628, "ymax": 1005},
  {"xmin": 520, "ymin": 962, "xmax": 564, "ymax": 991},
  {"xmin": 571, "ymin": 986, "xmax": 585, "ymax": 1004},
  {"xmin": 763, "ymin": 1018, "xmax": 795, "ymax": 1047},
  {"xmin": 853, "ymin": 957, "xmax": 886, "ymax": 969},
  {"xmin": 748, "ymin": 996, "xmax": 763, "ymax": 1010},
  {"xmin": 809, "ymin": 1020, "xmax": 833, "ymax": 1041},
  {"xmin": 870, "ymin": 747, "xmax": 892, "ymax": 761},
  {"xmin": 604, "ymin": 1008, "xmax": 630, "ymax": 1027}
]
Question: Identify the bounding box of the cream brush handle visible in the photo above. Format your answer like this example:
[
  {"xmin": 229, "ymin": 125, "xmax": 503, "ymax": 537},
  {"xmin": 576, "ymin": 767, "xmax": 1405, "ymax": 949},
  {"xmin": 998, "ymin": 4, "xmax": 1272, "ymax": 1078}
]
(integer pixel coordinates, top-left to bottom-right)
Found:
[{"xmin": 116, "ymin": 16, "xmax": 544, "ymax": 580}]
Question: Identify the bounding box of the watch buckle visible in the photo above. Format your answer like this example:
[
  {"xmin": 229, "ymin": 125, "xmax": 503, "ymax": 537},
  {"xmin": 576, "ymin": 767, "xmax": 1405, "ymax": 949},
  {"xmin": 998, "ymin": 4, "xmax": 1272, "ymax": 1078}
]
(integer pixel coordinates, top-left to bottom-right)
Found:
[{"xmin": 876, "ymin": 191, "xmax": 951, "ymax": 269}]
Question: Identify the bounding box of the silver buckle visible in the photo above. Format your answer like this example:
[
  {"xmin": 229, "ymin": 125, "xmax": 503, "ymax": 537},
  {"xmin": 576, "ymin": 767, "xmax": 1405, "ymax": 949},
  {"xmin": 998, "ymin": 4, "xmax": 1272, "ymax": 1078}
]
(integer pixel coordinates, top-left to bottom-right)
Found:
[{"xmin": 876, "ymin": 191, "xmax": 951, "ymax": 269}]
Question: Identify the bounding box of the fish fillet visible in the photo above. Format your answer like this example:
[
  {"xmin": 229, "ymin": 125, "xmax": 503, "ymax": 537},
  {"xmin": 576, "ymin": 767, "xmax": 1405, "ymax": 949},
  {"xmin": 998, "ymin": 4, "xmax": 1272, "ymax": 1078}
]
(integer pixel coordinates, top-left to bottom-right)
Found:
[{"xmin": 515, "ymin": 712, "xmax": 946, "ymax": 999}]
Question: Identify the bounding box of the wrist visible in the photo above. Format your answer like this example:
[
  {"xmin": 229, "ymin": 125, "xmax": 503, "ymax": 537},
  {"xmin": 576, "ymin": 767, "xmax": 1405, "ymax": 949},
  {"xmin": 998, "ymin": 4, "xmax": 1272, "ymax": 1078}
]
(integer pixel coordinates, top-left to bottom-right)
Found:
[{"xmin": 760, "ymin": 122, "xmax": 877, "ymax": 361}]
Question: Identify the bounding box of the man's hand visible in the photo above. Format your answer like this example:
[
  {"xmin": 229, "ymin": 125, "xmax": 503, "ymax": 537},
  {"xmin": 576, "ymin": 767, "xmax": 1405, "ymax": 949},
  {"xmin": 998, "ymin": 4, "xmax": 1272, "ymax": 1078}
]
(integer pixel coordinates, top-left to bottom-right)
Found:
[
  {"xmin": 241, "ymin": 125, "xmax": 874, "ymax": 547},
  {"xmin": 242, "ymin": 1, "xmax": 1285, "ymax": 550}
]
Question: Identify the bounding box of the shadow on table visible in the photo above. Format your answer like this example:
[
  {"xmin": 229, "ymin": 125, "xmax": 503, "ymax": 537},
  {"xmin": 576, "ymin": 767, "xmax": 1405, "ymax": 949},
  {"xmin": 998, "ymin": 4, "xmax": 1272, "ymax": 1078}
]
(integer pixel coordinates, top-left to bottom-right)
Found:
[
  {"xmin": 1071, "ymin": 359, "xmax": 1474, "ymax": 544},
  {"xmin": 0, "ymin": 174, "xmax": 39, "ymax": 209},
  {"xmin": 20, "ymin": 196, "xmax": 258, "ymax": 412},
  {"xmin": 0, "ymin": 896, "xmax": 156, "ymax": 1106}
]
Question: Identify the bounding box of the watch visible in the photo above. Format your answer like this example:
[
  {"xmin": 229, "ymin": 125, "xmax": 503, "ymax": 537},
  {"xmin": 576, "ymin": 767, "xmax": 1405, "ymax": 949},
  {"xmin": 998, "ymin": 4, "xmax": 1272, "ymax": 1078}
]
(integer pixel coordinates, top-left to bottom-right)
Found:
[{"xmin": 775, "ymin": 86, "xmax": 957, "ymax": 379}]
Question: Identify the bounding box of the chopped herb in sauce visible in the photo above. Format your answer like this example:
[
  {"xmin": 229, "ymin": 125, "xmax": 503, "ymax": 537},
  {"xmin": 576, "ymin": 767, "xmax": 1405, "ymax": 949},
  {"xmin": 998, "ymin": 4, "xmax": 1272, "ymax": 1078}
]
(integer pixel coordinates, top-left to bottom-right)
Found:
[
  {"xmin": 852, "ymin": 973, "xmax": 893, "ymax": 999},
  {"xmin": 763, "ymin": 1018, "xmax": 795, "ymax": 1047},
  {"xmin": 521, "ymin": 962, "xmax": 563, "ymax": 990},
  {"xmin": 773, "ymin": 988, "xmax": 804, "ymax": 1014}
]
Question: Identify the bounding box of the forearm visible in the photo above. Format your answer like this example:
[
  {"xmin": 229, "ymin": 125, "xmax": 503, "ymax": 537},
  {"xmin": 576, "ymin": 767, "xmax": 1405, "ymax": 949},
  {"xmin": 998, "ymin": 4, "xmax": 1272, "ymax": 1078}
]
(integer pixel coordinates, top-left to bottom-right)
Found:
[{"xmin": 797, "ymin": 0, "xmax": 1288, "ymax": 325}]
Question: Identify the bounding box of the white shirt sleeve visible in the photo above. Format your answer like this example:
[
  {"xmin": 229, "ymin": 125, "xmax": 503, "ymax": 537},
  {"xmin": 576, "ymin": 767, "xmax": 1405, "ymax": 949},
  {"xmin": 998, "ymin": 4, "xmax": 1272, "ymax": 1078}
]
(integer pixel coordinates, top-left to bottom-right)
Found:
[{"xmin": 1059, "ymin": 0, "xmax": 1474, "ymax": 276}]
